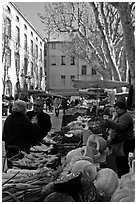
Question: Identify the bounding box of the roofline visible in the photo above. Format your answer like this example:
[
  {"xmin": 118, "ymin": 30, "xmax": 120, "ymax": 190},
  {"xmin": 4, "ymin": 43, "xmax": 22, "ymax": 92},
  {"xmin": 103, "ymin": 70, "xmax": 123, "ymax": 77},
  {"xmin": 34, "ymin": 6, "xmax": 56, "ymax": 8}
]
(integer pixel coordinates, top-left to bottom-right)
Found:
[{"xmin": 9, "ymin": 2, "xmax": 44, "ymax": 41}]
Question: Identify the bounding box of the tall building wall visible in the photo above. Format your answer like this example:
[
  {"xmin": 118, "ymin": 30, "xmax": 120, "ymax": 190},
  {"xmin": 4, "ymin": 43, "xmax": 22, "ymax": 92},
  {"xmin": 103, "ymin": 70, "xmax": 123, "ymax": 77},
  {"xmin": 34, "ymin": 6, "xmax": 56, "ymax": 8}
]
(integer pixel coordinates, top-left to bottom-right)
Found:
[
  {"xmin": 46, "ymin": 40, "xmax": 101, "ymax": 96},
  {"xmin": 2, "ymin": 2, "xmax": 45, "ymax": 97}
]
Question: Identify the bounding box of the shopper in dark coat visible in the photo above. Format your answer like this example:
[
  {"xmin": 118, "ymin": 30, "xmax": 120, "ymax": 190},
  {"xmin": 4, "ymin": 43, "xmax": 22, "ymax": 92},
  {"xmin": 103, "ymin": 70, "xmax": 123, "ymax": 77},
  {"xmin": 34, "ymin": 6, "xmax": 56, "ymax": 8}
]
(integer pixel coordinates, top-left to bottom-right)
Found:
[
  {"xmin": 62, "ymin": 98, "xmax": 68, "ymax": 115},
  {"xmin": 27, "ymin": 99, "xmax": 52, "ymax": 142},
  {"xmin": 105, "ymin": 101, "xmax": 135, "ymax": 178},
  {"xmin": 2, "ymin": 100, "xmax": 39, "ymax": 157}
]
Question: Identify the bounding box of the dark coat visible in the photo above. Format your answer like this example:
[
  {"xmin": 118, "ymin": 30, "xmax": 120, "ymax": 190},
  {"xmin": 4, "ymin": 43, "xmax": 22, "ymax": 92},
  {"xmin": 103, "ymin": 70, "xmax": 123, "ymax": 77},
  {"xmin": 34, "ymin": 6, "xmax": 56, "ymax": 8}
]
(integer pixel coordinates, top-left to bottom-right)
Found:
[
  {"xmin": 2, "ymin": 111, "xmax": 39, "ymax": 151},
  {"xmin": 26, "ymin": 110, "xmax": 52, "ymax": 142},
  {"xmin": 106, "ymin": 111, "xmax": 134, "ymax": 144}
]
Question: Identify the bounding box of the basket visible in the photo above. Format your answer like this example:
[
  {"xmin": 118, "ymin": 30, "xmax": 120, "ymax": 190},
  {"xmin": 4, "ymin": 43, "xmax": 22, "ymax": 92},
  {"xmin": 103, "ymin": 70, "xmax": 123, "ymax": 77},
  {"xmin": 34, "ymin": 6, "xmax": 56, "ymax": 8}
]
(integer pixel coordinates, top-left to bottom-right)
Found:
[
  {"xmin": 61, "ymin": 135, "xmax": 82, "ymax": 144},
  {"xmin": 55, "ymin": 143, "xmax": 83, "ymax": 156}
]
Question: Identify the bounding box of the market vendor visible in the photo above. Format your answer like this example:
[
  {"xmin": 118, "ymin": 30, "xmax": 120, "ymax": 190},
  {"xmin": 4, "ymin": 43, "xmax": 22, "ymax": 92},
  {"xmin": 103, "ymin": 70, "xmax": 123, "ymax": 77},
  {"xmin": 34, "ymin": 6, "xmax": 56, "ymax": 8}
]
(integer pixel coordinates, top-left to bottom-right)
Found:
[
  {"xmin": 104, "ymin": 100, "xmax": 135, "ymax": 178},
  {"xmin": 2, "ymin": 100, "xmax": 40, "ymax": 157},
  {"xmin": 27, "ymin": 98, "xmax": 52, "ymax": 143}
]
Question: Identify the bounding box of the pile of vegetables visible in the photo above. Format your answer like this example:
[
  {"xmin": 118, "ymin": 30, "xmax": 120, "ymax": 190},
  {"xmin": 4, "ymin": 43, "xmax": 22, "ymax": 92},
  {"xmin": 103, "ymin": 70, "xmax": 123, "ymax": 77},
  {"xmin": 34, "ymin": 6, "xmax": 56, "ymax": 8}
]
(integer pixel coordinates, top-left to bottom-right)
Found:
[
  {"xmin": 53, "ymin": 132, "xmax": 120, "ymax": 202},
  {"xmin": 41, "ymin": 166, "xmax": 120, "ymax": 202},
  {"xmin": 64, "ymin": 133, "xmax": 108, "ymax": 170},
  {"xmin": 111, "ymin": 171, "xmax": 135, "ymax": 202},
  {"xmin": 41, "ymin": 173, "xmax": 97, "ymax": 202},
  {"xmin": 3, "ymin": 112, "xmax": 135, "ymax": 202},
  {"xmin": 2, "ymin": 167, "xmax": 60, "ymax": 202},
  {"xmin": 9, "ymin": 151, "xmax": 61, "ymax": 170}
]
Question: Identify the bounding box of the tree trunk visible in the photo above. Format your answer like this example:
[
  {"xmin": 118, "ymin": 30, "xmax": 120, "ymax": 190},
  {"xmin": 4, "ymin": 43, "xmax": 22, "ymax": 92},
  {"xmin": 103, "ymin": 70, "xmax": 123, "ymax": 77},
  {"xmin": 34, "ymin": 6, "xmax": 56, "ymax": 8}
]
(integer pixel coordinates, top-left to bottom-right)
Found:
[
  {"xmin": 109, "ymin": 2, "xmax": 135, "ymax": 84},
  {"xmin": 89, "ymin": 2, "xmax": 121, "ymax": 81}
]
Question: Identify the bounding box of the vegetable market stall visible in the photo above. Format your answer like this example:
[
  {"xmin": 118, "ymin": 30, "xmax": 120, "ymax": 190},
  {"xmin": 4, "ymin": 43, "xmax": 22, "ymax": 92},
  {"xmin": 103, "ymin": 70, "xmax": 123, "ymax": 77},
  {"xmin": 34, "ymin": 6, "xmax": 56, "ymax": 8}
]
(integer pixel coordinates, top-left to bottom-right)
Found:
[
  {"xmin": 2, "ymin": 115, "xmax": 135, "ymax": 202},
  {"xmin": 2, "ymin": 84, "xmax": 135, "ymax": 201},
  {"xmin": 2, "ymin": 133, "xmax": 135, "ymax": 202}
]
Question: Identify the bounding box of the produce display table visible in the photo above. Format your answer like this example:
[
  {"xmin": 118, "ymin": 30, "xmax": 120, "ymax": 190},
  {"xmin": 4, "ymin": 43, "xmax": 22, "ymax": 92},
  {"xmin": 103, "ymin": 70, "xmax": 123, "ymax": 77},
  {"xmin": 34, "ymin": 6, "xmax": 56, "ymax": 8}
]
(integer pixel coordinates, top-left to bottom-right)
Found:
[{"xmin": 2, "ymin": 108, "xmax": 135, "ymax": 202}]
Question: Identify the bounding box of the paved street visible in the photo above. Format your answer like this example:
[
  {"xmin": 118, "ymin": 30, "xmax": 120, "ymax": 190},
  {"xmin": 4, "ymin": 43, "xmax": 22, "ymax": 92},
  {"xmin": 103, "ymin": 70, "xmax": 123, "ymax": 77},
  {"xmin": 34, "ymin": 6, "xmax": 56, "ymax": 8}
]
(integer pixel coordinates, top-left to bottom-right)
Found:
[{"xmin": 47, "ymin": 109, "xmax": 63, "ymax": 134}]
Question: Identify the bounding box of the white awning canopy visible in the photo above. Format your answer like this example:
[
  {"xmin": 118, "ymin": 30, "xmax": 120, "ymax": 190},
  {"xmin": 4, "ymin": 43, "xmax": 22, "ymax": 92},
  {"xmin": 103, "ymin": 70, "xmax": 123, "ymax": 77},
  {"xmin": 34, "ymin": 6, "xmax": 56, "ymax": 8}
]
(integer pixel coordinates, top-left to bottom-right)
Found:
[{"xmin": 72, "ymin": 79, "xmax": 129, "ymax": 89}]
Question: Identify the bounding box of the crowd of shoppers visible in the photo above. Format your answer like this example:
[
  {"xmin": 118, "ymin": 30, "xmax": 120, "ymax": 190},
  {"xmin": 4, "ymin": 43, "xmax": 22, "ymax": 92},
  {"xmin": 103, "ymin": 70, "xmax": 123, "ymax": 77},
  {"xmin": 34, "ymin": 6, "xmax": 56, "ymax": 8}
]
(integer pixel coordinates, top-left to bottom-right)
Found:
[{"xmin": 2, "ymin": 92, "xmax": 135, "ymax": 179}]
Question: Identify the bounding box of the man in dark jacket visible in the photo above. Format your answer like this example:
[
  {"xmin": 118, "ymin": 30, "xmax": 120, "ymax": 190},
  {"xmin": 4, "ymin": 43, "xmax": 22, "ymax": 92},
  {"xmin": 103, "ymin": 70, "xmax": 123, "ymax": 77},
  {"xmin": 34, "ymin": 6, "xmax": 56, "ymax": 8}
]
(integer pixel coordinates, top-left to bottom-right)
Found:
[
  {"xmin": 27, "ymin": 98, "xmax": 52, "ymax": 143},
  {"xmin": 2, "ymin": 100, "xmax": 39, "ymax": 157},
  {"xmin": 105, "ymin": 101, "xmax": 135, "ymax": 178}
]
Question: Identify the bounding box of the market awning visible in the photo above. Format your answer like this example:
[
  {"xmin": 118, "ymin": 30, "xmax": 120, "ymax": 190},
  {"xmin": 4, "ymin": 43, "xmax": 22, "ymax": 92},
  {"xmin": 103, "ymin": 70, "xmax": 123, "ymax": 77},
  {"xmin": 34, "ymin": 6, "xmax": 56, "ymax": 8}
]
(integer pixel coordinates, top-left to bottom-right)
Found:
[
  {"xmin": 72, "ymin": 79, "xmax": 129, "ymax": 89},
  {"xmin": 115, "ymin": 92, "xmax": 128, "ymax": 97},
  {"xmin": 18, "ymin": 89, "xmax": 43, "ymax": 95},
  {"xmin": 78, "ymin": 89, "xmax": 96, "ymax": 98},
  {"xmin": 18, "ymin": 89, "xmax": 66, "ymax": 98}
]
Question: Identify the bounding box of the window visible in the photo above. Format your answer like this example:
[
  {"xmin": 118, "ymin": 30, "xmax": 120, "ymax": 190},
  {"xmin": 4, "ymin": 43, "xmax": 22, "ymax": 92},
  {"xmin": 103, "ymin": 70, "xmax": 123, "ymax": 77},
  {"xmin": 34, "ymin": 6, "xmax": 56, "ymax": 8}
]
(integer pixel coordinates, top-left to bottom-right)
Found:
[
  {"xmin": 24, "ymin": 34, "xmax": 27, "ymax": 51},
  {"xmin": 35, "ymin": 65, "xmax": 38, "ymax": 79},
  {"xmin": 70, "ymin": 56, "xmax": 75, "ymax": 65},
  {"xmin": 40, "ymin": 67, "xmax": 43, "ymax": 81},
  {"xmin": 40, "ymin": 41, "xmax": 42, "ymax": 46},
  {"xmin": 70, "ymin": 75, "xmax": 75, "ymax": 81},
  {"xmin": 31, "ymin": 40, "xmax": 33, "ymax": 55},
  {"xmin": 51, "ymin": 55, "xmax": 56, "ymax": 65},
  {"xmin": 31, "ymin": 62, "xmax": 33, "ymax": 76},
  {"xmin": 24, "ymin": 24, "xmax": 27, "ymax": 30},
  {"xmin": 16, "ymin": 16, "xmax": 19, "ymax": 22},
  {"xmin": 31, "ymin": 31, "xmax": 33, "ymax": 36},
  {"xmin": 44, "ymin": 47, "xmax": 47, "ymax": 56},
  {"xmin": 70, "ymin": 75, "xmax": 75, "ymax": 85},
  {"xmin": 15, "ymin": 26, "xmax": 20, "ymax": 44},
  {"xmin": 35, "ymin": 44, "xmax": 38, "ymax": 59},
  {"xmin": 91, "ymin": 68, "xmax": 96, "ymax": 75},
  {"xmin": 51, "ymin": 43, "xmax": 56, "ymax": 49},
  {"xmin": 24, "ymin": 58, "xmax": 28, "ymax": 75},
  {"xmin": 61, "ymin": 56, "xmax": 66, "ymax": 65},
  {"xmin": 6, "ymin": 48, "xmax": 11, "ymax": 67},
  {"xmin": 40, "ymin": 49, "xmax": 42, "ymax": 61},
  {"xmin": 6, "ymin": 18, "xmax": 11, "ymax": 38},
  {"xmin": 61, "ymin": 75, "xmax": 66, "ymax": 86},
  {"xmin": 15, "ymin": 53, "xmax": 20, "ymax": 73},
  {"xmin": 7, "ymin": 6, "xmax": 11, "ymax": 13},
  {"xmin": 81, "ymin": 65, "xmax": 87, "ymax": 75},
  {"xmin": 36, "ymin": 37, "xmax": 38, "ymax": 41}
]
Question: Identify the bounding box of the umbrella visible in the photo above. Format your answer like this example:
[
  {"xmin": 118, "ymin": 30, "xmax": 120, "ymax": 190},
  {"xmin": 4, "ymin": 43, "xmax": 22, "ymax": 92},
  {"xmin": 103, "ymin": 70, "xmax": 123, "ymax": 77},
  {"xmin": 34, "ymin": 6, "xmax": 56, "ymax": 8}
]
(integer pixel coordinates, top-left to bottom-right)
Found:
[{"xmin": 72, "ymin": 79, "xmax": 129, "ymax": 89}]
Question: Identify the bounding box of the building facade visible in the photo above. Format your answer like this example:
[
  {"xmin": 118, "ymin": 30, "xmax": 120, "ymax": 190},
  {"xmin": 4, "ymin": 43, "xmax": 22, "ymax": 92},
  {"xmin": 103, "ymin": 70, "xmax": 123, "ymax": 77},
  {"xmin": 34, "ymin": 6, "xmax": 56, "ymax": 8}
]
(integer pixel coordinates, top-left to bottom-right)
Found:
[
  {"xmin": 2, "ymin": 2, "xmax": 45, "ymax": 98},
  {"xmin": 45, "ymin": 40, "xmax": 101, "ymax": 96}
]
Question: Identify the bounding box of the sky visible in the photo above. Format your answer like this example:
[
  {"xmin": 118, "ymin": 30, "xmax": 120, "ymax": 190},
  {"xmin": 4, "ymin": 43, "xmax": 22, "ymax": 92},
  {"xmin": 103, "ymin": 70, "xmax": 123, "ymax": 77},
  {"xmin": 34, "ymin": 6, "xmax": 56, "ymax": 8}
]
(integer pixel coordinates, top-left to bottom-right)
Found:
[{"xmin": 14, "ymin": 2, "xmax": 47, "ymax": 38}]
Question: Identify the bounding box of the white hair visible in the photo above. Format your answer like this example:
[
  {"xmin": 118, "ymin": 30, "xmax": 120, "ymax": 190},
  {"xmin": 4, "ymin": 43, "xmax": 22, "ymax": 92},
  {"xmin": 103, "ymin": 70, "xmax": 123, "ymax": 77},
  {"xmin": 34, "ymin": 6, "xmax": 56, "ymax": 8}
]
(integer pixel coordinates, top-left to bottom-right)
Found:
[{"xmin": 12, "ymin": 100, "xmax": 27, "ymax": 113}]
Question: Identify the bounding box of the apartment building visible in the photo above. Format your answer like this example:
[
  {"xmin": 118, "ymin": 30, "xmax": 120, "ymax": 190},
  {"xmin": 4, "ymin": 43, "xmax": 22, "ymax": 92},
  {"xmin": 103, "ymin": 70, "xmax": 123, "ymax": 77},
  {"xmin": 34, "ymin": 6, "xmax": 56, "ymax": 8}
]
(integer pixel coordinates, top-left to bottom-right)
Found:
[
  {"xmin": 45, "ymin": 40, "xmax": 100, "ymax": 96},
  {"xmin": 2, "ymin": 2, "xmax": 45, "ymax": 97}
]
